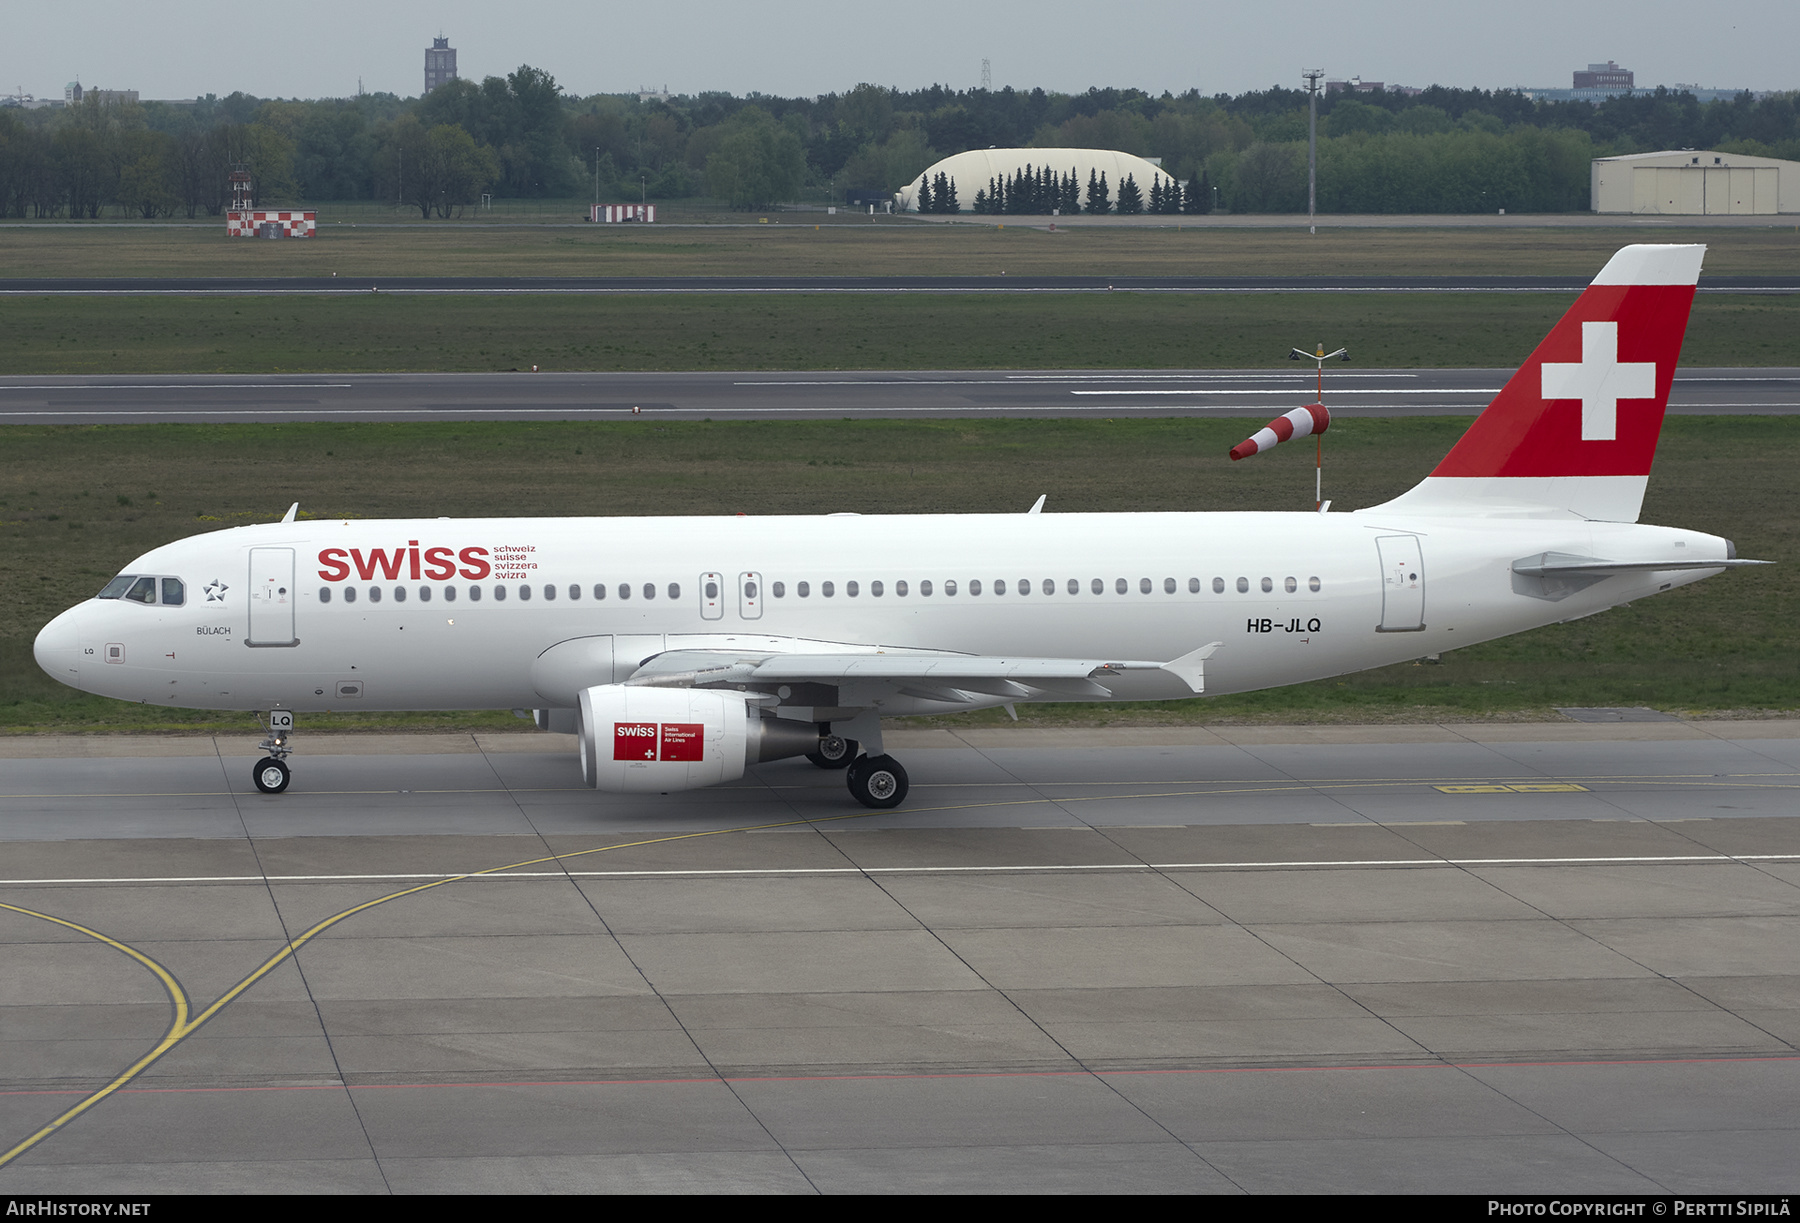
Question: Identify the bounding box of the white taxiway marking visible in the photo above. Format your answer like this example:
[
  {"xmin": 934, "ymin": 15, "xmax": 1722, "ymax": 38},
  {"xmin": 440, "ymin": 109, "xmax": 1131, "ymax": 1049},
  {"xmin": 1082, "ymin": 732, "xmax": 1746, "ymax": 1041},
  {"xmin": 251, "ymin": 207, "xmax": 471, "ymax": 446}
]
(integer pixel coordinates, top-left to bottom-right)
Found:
[{"xmin": 7, "ymin": 852, "xmax": 1799, "ymax": 886}]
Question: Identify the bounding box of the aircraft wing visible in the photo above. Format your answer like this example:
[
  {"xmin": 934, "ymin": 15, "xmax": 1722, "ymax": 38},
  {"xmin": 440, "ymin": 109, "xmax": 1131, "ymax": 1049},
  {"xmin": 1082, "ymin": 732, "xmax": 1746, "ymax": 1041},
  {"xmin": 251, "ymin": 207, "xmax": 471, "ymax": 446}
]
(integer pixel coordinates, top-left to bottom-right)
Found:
[{"xmin": 626, "ymin": 642, "xmax": 1221, "ymax": 702}]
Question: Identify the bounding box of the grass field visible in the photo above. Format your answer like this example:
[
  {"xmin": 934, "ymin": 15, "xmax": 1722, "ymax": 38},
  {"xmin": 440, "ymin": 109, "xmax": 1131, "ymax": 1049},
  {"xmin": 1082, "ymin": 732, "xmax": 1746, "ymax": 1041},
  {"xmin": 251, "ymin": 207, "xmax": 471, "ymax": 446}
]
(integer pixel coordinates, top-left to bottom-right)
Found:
[
  {"xmin": 3, "ymin": 292, "xmax": 1797, "ymax": 373},
  {"xmin": 3, "ymin": 417, "xmax": 1794, "ymax": 733},
  {"xmin": 4, "ymin": 221, "xmax": 1800, "ymax": 279}
]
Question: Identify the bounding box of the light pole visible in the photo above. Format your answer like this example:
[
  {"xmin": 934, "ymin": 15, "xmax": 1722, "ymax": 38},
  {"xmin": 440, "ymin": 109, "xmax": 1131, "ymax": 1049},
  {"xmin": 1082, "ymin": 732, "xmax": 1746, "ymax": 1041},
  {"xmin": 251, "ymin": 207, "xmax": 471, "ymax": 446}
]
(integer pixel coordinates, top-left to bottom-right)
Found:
[
  {"xmin": 594, "ymin": 147, "xmax": 600, "ymax": 213},
  {"xmin": 1302, "ymin": 69, "xmax": 1324, "ymax": 234}
]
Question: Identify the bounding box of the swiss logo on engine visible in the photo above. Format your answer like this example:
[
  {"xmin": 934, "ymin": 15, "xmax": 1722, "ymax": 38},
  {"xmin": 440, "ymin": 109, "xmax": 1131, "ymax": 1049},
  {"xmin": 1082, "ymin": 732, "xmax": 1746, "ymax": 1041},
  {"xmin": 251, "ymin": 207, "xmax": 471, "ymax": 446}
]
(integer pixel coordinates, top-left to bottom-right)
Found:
[
  {"xmin": 612, "ymin": 721, "xmax": 705, "ymax": 762},
  {"xmin": 613, "ymin": 722, "xmax": 659, "ymax": 761}
]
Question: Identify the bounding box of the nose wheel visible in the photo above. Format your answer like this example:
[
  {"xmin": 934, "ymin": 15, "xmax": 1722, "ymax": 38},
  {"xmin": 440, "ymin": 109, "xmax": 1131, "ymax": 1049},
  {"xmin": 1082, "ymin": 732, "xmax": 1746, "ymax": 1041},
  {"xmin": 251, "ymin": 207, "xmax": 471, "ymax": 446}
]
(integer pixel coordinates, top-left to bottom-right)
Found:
[
  {"xmin": 846, "ymin": 754, "xmax": 909, "ymax": 809},
  {"xmin": 252, "ymin": 757, "xmax": 290, "ymax": 794}
]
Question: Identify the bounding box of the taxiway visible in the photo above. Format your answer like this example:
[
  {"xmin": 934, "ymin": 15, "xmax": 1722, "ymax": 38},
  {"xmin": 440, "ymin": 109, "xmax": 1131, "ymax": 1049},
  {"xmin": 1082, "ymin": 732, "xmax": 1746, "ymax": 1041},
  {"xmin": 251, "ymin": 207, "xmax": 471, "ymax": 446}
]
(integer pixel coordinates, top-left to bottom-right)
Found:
[{"xmin": 2, "ymin": 721, "xmax": 1797, "ymax": 1192}]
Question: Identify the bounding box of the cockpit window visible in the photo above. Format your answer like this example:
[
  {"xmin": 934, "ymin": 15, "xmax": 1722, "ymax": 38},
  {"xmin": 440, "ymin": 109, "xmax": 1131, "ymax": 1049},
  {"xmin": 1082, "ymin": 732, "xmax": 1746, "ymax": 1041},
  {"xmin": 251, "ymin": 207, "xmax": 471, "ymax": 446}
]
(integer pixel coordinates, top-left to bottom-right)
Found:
[
  {"xmin": 97, "ymin": 576, "xmax": 134, "ymax": 599},
  {"xmin": 161, "ymin": 578, "xmax": 185, "ymax": 606},
  {"xmin": 124, "ymin": 576, "xmax": 159, "ymax": 604}
]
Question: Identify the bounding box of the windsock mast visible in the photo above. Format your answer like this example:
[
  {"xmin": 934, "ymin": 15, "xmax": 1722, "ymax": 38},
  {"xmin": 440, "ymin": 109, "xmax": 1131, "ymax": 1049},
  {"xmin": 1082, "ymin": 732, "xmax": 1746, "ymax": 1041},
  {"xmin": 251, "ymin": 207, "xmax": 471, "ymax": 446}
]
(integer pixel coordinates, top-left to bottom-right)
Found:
[{"xmin": 1229, "ymin": 342, "xmax": 1349, "ymax": 511}]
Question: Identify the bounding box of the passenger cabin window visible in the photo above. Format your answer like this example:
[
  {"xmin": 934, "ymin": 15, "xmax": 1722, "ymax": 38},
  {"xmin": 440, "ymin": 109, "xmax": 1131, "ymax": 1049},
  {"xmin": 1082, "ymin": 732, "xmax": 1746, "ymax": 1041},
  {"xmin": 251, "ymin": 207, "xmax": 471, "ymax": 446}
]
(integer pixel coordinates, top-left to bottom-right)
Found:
[
  {"xmin": 773, "ymin": 581, "xmax": 786, "ymax": 598},
  {"xmin": 569, "ymin": 584, "xmax": 580, "ymax": 600},
  {"xmin": 1164, "ymin": 578, "xmax": 1176, "ymax": 594},
  {"xmin": 468, "ymin": 586, "xmax": 480, "ymax": 602},
  {"xmin": 444, "ymin": 585, "xmax": 457, "ymax": 602},
  {"xmin": 419, "ymin": 586, "xmax": 432, "ymax": 603},
  {"xmin": 393, "ymin": 586, "xmax": 406, "ymax": 603},
  {"xmin": 1309, "ymin": 577, "xmax": 1322, "ymax": 592},
  {"xmin": 668, "ymin": 583, "xmax": 680, "ymax": 600},
  {"xmin": 594, "ymin": 584, "xmax": 607, "ymax": 600},
  {"xmin": 921, "ymin": 580, "xmax": 933, "ymax": 596},
  {"xmin": 519, "ymin": 585, "xmax": 531, "ymax": 601},
  {"xmin": 822, "ymin": 581, "xmax": 835, "ymax": 597},
  {"xmin": 1236, "ymin": 578, "xmax": 1249, "ymax": 593},
  {"xmin": 493, "ymin": 585, "xmax": 506, "ymax": 602},
  {"xmin": 368, "ymin": 586, "xmax": 381, "ymax": 604},
  {"xmin": 345, "ymin": 586, "xmax": 358, "ymax": 604},
  {"xmin": 798, "ymin": 581, "xmax": 810, "ymax": 598},
  {"xmin": 543, "ymin": 584, "xmax": 555, "ymax": 601},
  {"xmin": 319, "ymin": 586, "xmax": 332, "ymax": 604},
  {"xmin": 1213, "ymin": 578, "xmax": 1225, "ymax": 594},
  {"xmin": 1189, "ymin": 578, "xmax": 1201, "ymax": 593},
  {"xmin": 1115, "ymin": 578, "xmax": 1127, "ymax": 595}
]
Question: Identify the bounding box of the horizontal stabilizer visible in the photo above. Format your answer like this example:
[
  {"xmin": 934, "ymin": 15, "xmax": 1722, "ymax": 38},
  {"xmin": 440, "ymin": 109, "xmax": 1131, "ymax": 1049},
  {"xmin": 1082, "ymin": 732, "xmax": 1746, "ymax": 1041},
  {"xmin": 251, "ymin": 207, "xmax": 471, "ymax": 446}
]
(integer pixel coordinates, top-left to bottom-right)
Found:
[{"xmin": 1512, "ymin": 551, "xmax": 1769, "ymax": 577}]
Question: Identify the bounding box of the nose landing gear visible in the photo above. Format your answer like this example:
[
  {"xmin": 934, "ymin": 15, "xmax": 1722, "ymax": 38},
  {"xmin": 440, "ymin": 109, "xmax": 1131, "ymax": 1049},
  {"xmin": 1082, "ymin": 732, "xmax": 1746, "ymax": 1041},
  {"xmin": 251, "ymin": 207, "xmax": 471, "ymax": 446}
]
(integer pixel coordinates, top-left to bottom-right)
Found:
[{"xmin": 253, "ymin": 710, "xmax": 294, "ymax": 794}]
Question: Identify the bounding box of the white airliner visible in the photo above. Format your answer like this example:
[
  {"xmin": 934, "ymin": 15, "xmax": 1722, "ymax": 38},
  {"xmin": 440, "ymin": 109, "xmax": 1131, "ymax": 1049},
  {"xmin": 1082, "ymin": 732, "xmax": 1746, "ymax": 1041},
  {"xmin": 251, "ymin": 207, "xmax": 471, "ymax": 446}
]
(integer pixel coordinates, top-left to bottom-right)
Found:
[{"xmin": 33, "ymin": 244, "xmax": 1763, "ymax": 808}]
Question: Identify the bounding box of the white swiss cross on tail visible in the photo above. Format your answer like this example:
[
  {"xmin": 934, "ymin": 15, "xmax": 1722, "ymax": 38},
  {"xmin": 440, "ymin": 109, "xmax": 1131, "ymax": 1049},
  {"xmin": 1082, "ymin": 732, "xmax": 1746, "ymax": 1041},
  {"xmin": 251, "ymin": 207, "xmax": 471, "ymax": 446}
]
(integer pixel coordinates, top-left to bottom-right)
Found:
[{"xmin": 1541, "ymin": 321, "xmax": 1657, "ymax": 442}]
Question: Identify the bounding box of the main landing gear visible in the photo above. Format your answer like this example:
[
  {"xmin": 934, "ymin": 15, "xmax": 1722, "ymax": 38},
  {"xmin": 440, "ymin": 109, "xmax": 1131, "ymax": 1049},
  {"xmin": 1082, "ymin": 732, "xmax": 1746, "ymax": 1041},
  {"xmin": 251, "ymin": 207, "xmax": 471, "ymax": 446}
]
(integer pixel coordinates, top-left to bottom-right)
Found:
[
  {"xmin": 253, "ymin": 710, "xmax": 294, "ymax": 794},
  {"xmin": 806, "ymin": 733, "xmax": 856, "ymax": 770},
  {"xmin": 803, "ymin": 728, "xmax": 909, "ymax": 808},
  {"xmin": 846, "ymin": 753, "xmax": 909, "ymax": 809}
]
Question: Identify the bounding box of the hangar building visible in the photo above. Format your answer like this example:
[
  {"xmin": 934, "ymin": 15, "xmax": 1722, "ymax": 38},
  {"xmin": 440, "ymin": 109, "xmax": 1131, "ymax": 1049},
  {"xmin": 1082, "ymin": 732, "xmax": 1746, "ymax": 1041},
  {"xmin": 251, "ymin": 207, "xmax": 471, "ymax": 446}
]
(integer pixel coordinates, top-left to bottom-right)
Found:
[
  {"xmin": 897, "ymin": 147, "xmax": 1177, "ymax": 213},
  {"xmin": 1591, "ymin": 150, "xmax": 1800, "ymax": 214}
]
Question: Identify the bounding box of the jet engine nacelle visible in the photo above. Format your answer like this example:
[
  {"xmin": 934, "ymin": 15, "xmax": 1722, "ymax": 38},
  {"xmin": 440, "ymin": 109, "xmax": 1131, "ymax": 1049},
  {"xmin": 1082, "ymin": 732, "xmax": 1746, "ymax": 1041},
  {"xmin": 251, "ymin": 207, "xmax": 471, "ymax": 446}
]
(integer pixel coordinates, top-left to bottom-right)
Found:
[{"xmin": 576, "ymin": 684, "xmax": 820, "ymax": 792}]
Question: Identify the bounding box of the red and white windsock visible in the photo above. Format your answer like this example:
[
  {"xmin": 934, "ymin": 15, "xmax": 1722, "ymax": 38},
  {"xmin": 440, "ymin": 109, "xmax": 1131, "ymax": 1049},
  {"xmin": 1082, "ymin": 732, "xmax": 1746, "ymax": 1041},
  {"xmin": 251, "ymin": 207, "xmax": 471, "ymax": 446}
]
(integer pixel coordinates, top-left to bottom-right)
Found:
[{"xmin": 1230, "ymin": 403, "xmax": 1330, "ymax": 462}]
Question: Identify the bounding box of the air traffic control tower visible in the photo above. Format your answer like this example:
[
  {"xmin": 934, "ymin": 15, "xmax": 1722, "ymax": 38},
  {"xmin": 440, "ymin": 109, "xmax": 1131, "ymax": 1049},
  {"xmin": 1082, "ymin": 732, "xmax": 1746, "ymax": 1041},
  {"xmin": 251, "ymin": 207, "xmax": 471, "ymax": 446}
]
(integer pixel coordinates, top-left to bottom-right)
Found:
[{"xmin": 425, "ymin": 36, "xmax": 457, "ymax": 94}]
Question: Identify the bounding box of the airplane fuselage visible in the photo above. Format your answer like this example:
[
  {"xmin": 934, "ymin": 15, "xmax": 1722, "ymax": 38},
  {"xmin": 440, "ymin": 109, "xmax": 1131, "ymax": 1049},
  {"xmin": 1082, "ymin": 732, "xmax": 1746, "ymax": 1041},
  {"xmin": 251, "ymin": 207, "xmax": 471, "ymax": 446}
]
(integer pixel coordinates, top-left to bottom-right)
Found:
[{"xmin": 34, "ymin": 509, "xmax": 1730, "ymax": 717}]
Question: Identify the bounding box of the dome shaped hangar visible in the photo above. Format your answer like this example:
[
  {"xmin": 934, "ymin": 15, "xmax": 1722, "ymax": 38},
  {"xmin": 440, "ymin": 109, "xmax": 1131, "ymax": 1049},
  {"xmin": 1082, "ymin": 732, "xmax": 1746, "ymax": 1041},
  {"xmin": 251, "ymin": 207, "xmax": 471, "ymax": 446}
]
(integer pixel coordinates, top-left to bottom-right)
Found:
[{"xmin": 897, "ymin": 147, "xmax": 1177, "ymax": 212}]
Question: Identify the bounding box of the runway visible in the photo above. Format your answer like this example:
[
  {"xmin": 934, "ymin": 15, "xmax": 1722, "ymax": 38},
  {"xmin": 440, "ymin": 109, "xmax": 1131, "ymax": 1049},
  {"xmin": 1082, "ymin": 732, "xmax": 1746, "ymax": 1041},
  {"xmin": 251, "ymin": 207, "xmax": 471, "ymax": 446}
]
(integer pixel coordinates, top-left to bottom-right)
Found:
[
  {"xmin": 4, "ymin": 273, "xmax": 1797, "ymax": 295},
  {"xmin": 2, "ymin": 721, "xmax": 1797, "ymax": 1193},
  {"xmin": 3, "ymin": 367, "xmax": 1798, "ymax": 424}
]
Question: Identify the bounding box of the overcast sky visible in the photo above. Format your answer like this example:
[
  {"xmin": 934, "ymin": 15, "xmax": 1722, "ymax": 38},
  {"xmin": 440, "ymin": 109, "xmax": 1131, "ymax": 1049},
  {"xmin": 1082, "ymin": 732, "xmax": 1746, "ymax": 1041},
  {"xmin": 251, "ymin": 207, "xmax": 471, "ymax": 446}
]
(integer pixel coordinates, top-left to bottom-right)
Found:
[{"xmin": 7, "ymin": 1, "xmax": 1795, "ymax": 104}]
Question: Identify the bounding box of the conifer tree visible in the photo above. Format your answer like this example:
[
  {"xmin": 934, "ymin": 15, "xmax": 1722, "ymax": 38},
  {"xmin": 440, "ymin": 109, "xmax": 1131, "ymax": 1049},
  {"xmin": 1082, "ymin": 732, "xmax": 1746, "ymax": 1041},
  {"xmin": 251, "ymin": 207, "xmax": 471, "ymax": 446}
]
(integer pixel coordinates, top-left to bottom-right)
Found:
[
  {"xmin": 1063, "ymin": 168, "xmax": 1080, "ymax": 214},
  {"xmin": 1164, "ymin": 177, "xmax": 1182, "ymax": 213},
  {"xmin": 1187, "ymin": 169, "xmax": 1212, "ymax": 215},
  {"xmin": 917, "ymin": 174, "xmax": 933, "ymax": 213},
  {"xmin": 1085, "ymin": 169, "xmax": 1110, "ymax": 214},
  {"xmin": 1116, "ymin": 172, "xmax": 1141, "ymax": 214},
  {"xmin": 940, "ymin": 173, "xmax": 957, "ymax": 212},
  {"xmin": 1149, "ymin": 177, "xmax": 1163, "ymax": 213}
]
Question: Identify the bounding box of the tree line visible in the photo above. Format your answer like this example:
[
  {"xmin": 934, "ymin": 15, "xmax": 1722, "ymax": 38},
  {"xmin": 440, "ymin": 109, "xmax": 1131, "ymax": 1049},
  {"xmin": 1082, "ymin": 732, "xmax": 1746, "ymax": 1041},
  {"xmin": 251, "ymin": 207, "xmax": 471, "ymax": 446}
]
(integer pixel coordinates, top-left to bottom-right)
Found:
[{"xmin": 1, "ymin": 74, "xmax": 1796, "ymax": 218}]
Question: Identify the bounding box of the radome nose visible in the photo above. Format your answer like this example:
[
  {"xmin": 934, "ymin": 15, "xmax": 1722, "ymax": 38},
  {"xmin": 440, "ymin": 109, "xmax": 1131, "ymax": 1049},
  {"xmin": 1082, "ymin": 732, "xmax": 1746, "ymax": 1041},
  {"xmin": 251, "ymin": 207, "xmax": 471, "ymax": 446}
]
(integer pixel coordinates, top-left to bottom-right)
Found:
[{"xmin": 34, "ymin": 609, "xmax": 82, "ymax": 688}]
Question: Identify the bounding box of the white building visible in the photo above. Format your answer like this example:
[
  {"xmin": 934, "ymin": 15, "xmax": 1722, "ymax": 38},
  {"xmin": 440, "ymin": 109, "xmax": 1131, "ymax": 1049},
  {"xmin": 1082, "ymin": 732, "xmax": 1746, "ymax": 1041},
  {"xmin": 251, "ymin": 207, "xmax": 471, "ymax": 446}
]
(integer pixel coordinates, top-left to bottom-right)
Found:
[
  {"xmin": 1591, "ymin": 149, "xmax": 1799, "ymax": 214},
  {"xmin": 897, "ymin": 147, "xmax": 1178, "ymax": 212}
]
